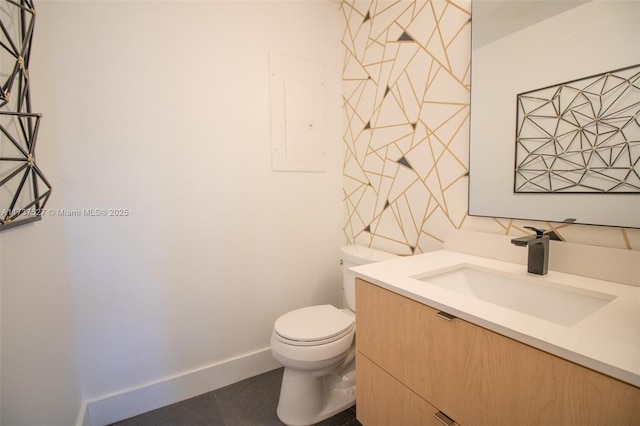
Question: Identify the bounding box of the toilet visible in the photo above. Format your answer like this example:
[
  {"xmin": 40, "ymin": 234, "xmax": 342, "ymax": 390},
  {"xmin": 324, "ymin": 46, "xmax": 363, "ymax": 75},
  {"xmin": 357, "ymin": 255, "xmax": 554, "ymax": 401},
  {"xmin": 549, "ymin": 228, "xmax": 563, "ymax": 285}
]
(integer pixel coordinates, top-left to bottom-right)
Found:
[{"xmin": 270, "ymin": 245, "xmax": 396, "ymax": 426}]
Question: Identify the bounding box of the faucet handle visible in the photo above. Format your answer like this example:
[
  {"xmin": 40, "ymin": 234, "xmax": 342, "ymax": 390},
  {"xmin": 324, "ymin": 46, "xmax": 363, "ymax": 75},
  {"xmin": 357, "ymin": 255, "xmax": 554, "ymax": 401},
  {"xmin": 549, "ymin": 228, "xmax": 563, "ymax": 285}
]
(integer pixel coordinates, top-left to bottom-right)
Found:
[
  {"xmin": 524, "ymin": 226, "xmax": 545, "ymax": 236},
  {"xmin": 524, "ymin": 226, "xmax": 562, "ymax": 241}
]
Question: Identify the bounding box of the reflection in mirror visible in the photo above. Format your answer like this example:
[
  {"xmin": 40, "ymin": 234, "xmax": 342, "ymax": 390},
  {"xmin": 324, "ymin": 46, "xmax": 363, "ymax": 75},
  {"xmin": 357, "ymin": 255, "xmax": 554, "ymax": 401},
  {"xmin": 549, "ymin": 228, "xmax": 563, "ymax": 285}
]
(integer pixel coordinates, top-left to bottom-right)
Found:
[{"xmin": 469, "ymin": 0, "xmax": 640, "ymax": 228}]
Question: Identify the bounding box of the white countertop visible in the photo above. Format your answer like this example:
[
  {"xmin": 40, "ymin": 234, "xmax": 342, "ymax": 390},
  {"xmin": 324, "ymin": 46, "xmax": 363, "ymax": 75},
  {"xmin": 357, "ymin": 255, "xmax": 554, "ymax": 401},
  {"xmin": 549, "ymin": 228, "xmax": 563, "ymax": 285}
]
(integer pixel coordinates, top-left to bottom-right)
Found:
[{"xmin": 351, "ymin": 250, "xmax": 640, "ymax": 388}]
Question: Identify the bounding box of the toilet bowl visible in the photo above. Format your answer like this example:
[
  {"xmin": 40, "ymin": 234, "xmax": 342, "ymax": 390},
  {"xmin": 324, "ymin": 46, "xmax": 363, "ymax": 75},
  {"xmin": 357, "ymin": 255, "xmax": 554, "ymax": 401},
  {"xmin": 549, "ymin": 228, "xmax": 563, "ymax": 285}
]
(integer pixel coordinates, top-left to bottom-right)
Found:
[{"xmin": 271, "ymin": 245, "xmax": 396, "ymax": 426}]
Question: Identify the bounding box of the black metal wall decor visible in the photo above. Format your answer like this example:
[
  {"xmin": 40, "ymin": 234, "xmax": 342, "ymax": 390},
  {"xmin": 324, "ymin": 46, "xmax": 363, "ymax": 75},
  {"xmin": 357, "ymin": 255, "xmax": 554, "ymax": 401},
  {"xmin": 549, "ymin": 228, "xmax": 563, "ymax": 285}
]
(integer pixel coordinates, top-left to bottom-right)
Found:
[
  {"xmin": 0, "ymin": 0, "xmax": 51, "ymax": 230},
  {"xmin": 514, "ymin": 64, "xmax": 640, "ymax": 193}
]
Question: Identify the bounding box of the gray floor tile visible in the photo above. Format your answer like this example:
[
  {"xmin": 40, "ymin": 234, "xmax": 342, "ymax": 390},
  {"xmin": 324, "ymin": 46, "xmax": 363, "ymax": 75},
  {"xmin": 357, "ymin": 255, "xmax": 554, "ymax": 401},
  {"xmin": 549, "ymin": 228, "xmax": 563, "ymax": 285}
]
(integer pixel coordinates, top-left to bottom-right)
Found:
[
  {"xmin": 314, "ymin": 406, "xmax": 358, "ymax": 426},
  {"xmin": 109, "ymin": 391, "xmax": 225, "ymax": 426},
  {"xmin": 109, "ymin": 367, "xmax": 360, "ymax": 426},
  {"xmin": 214, "ymin": 368, "xmax": 285, "ymax": 426}
]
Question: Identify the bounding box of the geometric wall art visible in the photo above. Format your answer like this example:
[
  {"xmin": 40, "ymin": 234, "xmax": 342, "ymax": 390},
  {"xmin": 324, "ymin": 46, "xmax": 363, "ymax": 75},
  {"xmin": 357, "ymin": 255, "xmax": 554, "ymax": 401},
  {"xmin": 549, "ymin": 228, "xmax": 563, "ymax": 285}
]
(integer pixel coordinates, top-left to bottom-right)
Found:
[
  {"xmin": 515, "ymin": 64, "xmax": 640, "ymax": 193},
  {"xmin": 0, "ymin": 0, "xmax": 51, "ymax": 230}
]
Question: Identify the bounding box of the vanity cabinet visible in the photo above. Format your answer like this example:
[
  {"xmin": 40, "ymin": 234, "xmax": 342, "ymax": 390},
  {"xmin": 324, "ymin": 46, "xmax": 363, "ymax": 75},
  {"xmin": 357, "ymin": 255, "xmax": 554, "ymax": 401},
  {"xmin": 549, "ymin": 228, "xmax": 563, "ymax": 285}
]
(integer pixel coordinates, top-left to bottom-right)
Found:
[{"xmin": 355, "ymin": 278, "xmax": 640, "ymax": 426}]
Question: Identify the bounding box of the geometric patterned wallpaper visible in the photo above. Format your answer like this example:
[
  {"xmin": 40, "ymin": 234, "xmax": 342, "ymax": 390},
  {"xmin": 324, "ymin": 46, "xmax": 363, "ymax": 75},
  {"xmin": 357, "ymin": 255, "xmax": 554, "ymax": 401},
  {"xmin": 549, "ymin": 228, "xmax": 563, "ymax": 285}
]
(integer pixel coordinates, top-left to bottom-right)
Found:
[{"xmin": 341, "ymin": 0, "xmax": 639, "ymax": 253}]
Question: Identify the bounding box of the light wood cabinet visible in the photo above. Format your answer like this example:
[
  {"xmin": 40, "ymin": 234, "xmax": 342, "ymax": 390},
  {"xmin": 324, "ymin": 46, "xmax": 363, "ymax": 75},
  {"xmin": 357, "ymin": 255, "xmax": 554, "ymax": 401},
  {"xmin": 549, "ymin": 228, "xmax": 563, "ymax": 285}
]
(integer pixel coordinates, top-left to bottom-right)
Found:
[
  {"xmin": 357, "ymin": 352, "xmax": 459, "ymax": 426},
  {"xmin": 356, "ymin": 278, "xmax": 640, "ymax": 426}
]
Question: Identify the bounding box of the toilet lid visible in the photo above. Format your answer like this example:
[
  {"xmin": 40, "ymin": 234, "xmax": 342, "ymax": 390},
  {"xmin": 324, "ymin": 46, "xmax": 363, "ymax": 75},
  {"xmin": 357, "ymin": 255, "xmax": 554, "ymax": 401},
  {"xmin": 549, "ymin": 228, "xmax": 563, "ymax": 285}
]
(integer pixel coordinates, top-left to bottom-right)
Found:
[{"xmin": 274, "ymin": 305, "xmax": 355, "ymax": 345}]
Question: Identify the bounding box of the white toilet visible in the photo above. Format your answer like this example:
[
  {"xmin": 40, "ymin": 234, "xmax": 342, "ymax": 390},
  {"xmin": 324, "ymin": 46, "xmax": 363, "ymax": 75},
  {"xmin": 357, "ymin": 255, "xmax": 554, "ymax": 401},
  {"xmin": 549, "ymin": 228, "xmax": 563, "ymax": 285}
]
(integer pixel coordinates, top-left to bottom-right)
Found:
[{"xmin": 270, "ymin": 245, "xmax": 396, "ymax": 426}]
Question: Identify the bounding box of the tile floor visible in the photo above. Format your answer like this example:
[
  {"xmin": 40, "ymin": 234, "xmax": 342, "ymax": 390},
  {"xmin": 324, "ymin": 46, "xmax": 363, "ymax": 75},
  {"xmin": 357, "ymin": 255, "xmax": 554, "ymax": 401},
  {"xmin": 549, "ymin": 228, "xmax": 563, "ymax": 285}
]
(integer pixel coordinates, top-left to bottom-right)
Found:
[{"xmin": 109, "ymin": 367, "xmax": 361, "ymax": 426}]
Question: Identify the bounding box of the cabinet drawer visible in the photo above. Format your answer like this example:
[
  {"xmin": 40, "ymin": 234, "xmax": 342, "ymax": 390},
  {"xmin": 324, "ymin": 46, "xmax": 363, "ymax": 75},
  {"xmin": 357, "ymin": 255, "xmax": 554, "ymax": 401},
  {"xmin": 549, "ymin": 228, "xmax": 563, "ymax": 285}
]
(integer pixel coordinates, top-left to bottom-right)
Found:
[
  {"xmin": 356, "ymin": 278, "xmax": 472, "ymax": 418},
  {"xmin": 356, "ymin": 278, "xmax": 640, "ymax": 425},
  {"xmin": 357, "ymin": 351, "xmax": 459, "ymax": 426}
]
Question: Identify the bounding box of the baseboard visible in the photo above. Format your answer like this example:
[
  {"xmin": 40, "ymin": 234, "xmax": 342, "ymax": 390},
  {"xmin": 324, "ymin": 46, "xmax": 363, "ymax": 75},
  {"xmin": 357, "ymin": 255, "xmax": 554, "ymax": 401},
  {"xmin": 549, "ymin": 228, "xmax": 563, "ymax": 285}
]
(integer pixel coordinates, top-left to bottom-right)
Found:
[
  {"xmin": 76, "ymin": 402, "xmax": 91, "ymax": 426},
  {"xmin": 84, "ymin": 346, "xmax": 281, "ymax": 426}
]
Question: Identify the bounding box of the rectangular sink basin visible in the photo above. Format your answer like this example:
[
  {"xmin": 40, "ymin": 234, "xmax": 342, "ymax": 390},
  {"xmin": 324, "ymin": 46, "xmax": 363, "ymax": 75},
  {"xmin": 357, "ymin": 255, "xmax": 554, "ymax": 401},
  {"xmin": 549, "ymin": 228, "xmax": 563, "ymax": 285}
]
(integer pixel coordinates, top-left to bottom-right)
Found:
[{"xmin": 414, "ymin": 265, "xmax": 616, "ymax": 326}]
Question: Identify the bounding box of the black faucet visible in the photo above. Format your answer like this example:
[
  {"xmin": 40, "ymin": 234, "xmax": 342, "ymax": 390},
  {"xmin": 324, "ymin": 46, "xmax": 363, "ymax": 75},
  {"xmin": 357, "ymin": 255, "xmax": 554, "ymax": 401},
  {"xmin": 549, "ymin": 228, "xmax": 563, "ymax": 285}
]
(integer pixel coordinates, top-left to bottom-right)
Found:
[{"xmin": 510, "ymin": 226, "xmax": 553, "ymax": 275}]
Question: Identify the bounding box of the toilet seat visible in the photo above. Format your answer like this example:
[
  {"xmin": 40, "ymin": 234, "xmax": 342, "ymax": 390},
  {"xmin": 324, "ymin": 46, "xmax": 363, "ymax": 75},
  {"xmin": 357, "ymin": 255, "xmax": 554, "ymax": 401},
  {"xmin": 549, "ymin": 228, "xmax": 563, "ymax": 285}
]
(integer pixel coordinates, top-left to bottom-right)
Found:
[{"xmin": 273, "ymin": 305, "xmax": 355, "ymax": 346}]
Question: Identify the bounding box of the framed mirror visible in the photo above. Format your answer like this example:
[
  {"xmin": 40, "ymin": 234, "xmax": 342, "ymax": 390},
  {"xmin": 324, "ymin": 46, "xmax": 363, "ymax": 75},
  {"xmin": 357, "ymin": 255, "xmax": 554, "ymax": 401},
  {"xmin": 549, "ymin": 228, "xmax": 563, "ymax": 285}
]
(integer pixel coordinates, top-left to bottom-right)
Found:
[{"xmin": 469, "ymin": 0, "xmax": 640, "ymax": 228}]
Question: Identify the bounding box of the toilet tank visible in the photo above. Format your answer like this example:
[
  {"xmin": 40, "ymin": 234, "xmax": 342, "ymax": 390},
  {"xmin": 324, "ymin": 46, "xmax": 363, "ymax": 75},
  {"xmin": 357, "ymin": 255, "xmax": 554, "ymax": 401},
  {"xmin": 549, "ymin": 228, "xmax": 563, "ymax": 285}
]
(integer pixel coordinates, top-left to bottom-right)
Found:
[{"xmin": 340, "ymin": 245, "xmax": 397, "ymax": 311}]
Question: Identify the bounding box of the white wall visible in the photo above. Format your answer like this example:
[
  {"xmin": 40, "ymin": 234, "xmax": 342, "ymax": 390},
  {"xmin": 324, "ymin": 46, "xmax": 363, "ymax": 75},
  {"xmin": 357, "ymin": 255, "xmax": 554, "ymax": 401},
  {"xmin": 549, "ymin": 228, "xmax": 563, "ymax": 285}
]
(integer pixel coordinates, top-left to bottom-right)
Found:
[
  {"xmin": 0, "ymin": 62, "xmax": 83, "ymax": 426},
  {"xmin": 0, "ymin": 3, "xmax": 84, "ymax": 425},
  {"xmin": 2, "ymin": 1, "xmax": 344, "ymax": 424},
  {"xmin": 0, "ymin": 210, "xmax": 83, "ymax": 426}
]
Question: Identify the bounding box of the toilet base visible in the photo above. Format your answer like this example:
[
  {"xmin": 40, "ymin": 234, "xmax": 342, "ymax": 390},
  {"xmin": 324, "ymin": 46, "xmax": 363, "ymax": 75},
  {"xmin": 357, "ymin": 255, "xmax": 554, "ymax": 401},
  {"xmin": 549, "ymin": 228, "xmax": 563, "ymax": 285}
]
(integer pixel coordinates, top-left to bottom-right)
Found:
[{"xmin": 276, "ymin": 356, "xmax": 356, "ymax": 426}]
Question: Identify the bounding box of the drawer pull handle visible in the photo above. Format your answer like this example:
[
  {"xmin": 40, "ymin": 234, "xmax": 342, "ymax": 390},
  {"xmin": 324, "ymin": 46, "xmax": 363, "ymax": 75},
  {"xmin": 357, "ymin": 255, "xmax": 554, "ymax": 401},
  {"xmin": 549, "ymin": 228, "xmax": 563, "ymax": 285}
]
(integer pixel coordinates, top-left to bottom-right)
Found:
[
  {"xmin": 436, "ymin": 311, "xmax": 456, "ymax": 321},
  {"xmin": 433, "ymin": 411, "xmax": 455, "ymax": 426}
]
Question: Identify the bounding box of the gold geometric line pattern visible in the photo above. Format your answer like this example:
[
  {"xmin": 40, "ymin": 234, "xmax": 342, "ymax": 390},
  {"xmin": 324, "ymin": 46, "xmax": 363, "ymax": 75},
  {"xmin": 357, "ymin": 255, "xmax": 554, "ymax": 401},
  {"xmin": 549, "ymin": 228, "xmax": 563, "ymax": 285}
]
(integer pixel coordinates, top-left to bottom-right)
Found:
[
  {"xmin": 342, "ymin": 0, "xmax": 638, "ymax": 251},
  {"xmin": 621, "ymin": 228, "xmax": 632, "ymax": 250},
  {"xmin": 342, "ymin": 0, "xmax": 471, "ymax": 254}
]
